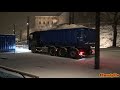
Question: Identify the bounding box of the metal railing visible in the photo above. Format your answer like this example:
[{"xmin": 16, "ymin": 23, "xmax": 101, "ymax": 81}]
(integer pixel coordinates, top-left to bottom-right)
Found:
[{"xmin": 0, "ymin": 65, "xmax": 39, "ymax": 78}]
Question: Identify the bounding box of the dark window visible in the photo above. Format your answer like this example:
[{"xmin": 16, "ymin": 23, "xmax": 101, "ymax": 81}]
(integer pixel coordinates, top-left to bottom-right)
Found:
[
  {"xmin": 48, "ymin": 21, "xmax": 49, "ymax": 24},
  {"xmin": 39, "ymin": 21, "xmax": 41, "ymax": 24},
  {"xmin": 43, "ymin": 21, "xmax": 45, "ymax": 24}
]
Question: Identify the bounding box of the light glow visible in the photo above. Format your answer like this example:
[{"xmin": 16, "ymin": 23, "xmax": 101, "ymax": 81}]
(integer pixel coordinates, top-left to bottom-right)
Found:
[
  {"xmin": 79, "ymin": 50, "xmax": 85, "ymax": 56},
  {"xmin": 92, "ymin": 49, "xmax": 95, "ymax": 54},
  {"xmin": 15, "ymin": 47, "xmax": 31, "ymax": 53},
  {"xmin": 79, "ymin": 51, "xmax": 84, "ymax": 56}
]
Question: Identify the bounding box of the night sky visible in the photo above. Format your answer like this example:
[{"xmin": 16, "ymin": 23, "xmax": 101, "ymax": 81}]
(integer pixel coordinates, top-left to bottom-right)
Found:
[{"xmin": 0, "ymin": 12, "xmax": 62, "ymax": 34}]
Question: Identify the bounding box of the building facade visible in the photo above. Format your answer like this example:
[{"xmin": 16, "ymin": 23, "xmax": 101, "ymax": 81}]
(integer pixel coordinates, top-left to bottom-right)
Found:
[
  {"xmin": 34, "ymin": 12, "xmax": 69, "ymax": 31},
  {"xmin": 35, "ymin": 16, "xmax": 59, "ymax": 31}
]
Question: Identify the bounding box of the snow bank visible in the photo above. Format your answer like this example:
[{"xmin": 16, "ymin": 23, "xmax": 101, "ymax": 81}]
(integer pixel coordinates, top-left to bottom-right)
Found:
[
  {"xmin": 100, "ymin": 25, "xmax": 120, "ymax": 48},
  {"xmin": 56, "ymin": 24, "xmax": 87, "ymax": 29},
  {"xmin": 100, "ymin": 25, "xmax": 113, "ymax": 48},
  {"xmin": 15, "ymin": 45, "xmax": 31, "ymax": 53}
]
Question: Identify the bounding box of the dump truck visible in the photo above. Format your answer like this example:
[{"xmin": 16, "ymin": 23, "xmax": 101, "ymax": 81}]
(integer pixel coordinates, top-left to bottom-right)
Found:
[{"xmin": 28, "ymin": 28, "xmax": 96, "ymax": 59}]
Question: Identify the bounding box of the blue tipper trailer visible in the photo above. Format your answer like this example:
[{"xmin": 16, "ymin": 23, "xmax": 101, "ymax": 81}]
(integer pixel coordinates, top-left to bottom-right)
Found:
[
  {"xmin": 0, "ymin": 34, "xmax": 15, "ymax": 52},
  {"xmin": 29, "ymin": 28, "xmax": 96, "ymax": 59}
]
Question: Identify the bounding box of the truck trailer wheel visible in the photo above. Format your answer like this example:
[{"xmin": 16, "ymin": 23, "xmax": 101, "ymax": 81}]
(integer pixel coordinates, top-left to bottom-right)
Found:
[
  {"xmin": 69, "ymin": 48, "xmax": 79, "ymax": 59},
  {"xmin": 48, "ymin": 47, "xmax": 57, "ymax": 56},
  {"xmin": 57, "ymin": 47, "xmax": 67, "ymax": 57}
]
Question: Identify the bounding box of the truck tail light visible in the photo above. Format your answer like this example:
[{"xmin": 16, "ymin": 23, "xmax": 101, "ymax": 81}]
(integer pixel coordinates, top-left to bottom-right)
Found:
[
  {"xmin": 79, "ymin": 50, "xmax": 85, "ymax": 56},
  {"xmin": 92, "ymin": 49, "xmax": 95, "ymax": 54}
]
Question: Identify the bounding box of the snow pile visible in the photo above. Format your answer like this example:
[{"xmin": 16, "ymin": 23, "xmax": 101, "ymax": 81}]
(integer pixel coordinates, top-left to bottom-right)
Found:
[
  {"xmin": 100, "ymin": 25, "xmax": 120, "ymax": 48},
  {"xmin": 116, "ymin": 29, "xmax": 120, "ymax": 47},
  {"xmin": 32, "ymin": 24, "xmax": 86, "ymax": 31},
  {"xmin": 41, "ymin": 25, "xmax": 57, "ymax": 30},
  {"xmin": 100, "ymin": 25, "xmax": 113, "ymax": 48},
  {"xmin": 15, "ymin": 45, "xmax": 31, "ymax": 53},
  {"xmin": 57, "ymin": 24, "xmax": 87, "ymax": 29}
]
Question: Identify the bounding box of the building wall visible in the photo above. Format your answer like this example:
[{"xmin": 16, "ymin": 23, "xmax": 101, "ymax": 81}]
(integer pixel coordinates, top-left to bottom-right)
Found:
[
  {"xmin": 58, "ymin": 12, "xmax": 69, "ymax": 24},
  {"xmin": 73, "ymin": 12, "xmax": 96, "ymax": 25},
  {"xmin": 57, "ymin": 12, "xmax": 96, "ymax": 26},
  {"xmin": 34, "ymin": 12, "xmax": 69, "ymax": 31},
  {"xmin": 35, "ymin": 16, "xmax": 59, "ymax": 31}
]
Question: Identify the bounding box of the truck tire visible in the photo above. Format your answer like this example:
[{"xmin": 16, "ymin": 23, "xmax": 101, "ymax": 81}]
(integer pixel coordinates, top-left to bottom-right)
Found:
[
  {"xmin": 48, "ymin": 46, "xmax": 57, "ymax": 56},
  {"xmin": 57, "ymin": 47, "xmax": 67, "ymax": 57},
  {"xmin": 69, "ymin": 48, "xmax": 79, "ymax": 59}
]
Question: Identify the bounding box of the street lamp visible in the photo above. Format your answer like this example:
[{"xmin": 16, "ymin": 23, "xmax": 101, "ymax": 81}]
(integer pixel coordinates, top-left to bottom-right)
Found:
[
  {"xmin": 13, "ymin": 29, "xmax": 15, "ymax": 34},
  {"xmin": 27, "ymin": 16, "xmax": 30, "ymax": 45},
  {"xmin": 27, "ymin": 23, "xmax": 29, "ymax": 25},
  {"xmin": 13, "ymin": 24, "xmax": 15, "ymax": 35}
]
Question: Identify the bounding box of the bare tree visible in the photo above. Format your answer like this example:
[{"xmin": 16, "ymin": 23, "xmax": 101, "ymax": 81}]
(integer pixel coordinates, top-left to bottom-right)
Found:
[
  {"xmin": 69, "ymin": 12, "xmax": 74, "ymax": 24},
  {"xmin": 101, "ymin": 12, "xmax": 120, "ymax": 47}
]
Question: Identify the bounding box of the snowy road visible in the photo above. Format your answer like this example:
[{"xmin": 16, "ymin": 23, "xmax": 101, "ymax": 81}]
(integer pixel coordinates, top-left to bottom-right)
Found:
[{"xmin": 0, "ymin": 48, "xmax": 120, "ymax": 78}]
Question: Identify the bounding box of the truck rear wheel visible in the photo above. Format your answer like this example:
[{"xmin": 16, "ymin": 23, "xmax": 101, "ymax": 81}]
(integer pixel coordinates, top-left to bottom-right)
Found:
[
  {"xmin": 69, "ymin": 48, "xmax": 79, "ymax": 59},
  {"xmin": 48, "ymin": 47, "xmax": 57, "ymax": 56},
  {"xmin": 57, "ymin": 47, "xmax": 67, "ymax": 57}
]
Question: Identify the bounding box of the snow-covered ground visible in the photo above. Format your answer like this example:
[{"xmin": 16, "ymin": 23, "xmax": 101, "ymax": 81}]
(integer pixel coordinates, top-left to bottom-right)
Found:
[
  {"xmin": 15, "ymin": 46, "xmax": 31, "ymax": 53},
  {"xmin": 0, "ymin": 48, "xmax": 120, "ymax": 78}
]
